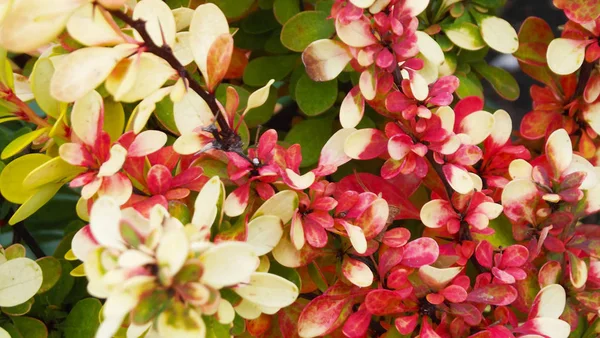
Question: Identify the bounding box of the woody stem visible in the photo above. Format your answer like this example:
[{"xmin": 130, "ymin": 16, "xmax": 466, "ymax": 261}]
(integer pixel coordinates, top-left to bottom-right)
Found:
[{"xmin": 103, "ymin": 6, "xmax": 242, "ymax": 152}]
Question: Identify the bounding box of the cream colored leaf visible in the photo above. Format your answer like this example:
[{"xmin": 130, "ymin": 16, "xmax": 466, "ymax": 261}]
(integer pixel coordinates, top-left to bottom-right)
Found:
[
  {"xmin": 234, "ymin": 272, "xmax": 299, "ymax": 308},
  {"xmin": 132, "ymin": 0, "xmax": 176, "ymax": 46},
  {"xmin": 480, "ymin": 16, "xmax": 519, "ymax": 54},
  {"xmin": 302, "ymin": 39, "xmax": 352, "ymax": 82},
  {"xmin": 0, "ymin": 0, "xmax": 83, "ymax": 53},
  {"xmin": 0, "ymin": 257, "xmax": 43, "ymax": 307},
  {"xmin": 67, "ymin": 3, "xmax": 125, "ymax": 46},
  {"xmin": 547, "ymin": 38, "xmax": 587, "ymax": 75},
  {"xmin": 200, "ymin": 241, "xmax": 259, "ymax": 289},
  {"xmin": 51, "ymin": 45, "xmax": 136, "ymax": 102},
  {"xmin": 174, "ymin": 89, "xmax": 214, "ymax": 134},
  {"xmin": 189, "ymin": 3, "xmax": 229, "ymax": 87}
]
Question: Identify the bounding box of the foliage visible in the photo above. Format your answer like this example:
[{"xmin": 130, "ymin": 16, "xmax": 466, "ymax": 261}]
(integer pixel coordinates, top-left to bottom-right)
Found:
[{"xmin": 0, "ymin": 0, "xmax": 597, "ymax": 337}]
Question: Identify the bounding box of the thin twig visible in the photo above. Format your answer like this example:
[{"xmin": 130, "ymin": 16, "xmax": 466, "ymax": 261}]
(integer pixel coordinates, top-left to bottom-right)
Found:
[
  {"xmin": 103, "ymin": 6, "xmax": 246, "ymax": 155},
  {"xmin": 13, "ymin": 222, "xmax": 46, "ymax": 258}
]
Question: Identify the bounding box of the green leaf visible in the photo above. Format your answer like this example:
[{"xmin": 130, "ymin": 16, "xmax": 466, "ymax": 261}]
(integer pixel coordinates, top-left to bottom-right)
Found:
[
  {"xmin": 1, "ymin": 128, "xmax": 48, "ymax": 159},
  {"xmin": 39, "ymin": 259, "xmax": 74, "ymax": 306},
  {"xmin": 1, "ymin": 298, "xmax": 34, "ymax": 316},
  {"xmin": 155, "ymin": 95, "xmax": 178, "ymax": 135},
  {"xmin": 231, "ymin": 315, "xmax": 246, "ymax": 336},
  {"xmin": 243, "ymin": 55, "xmax": 298, "ymax": 87},
  {"xmin": 280, "ymin": 11, "xmax": 335, "ymax": 52},
  {"xmin": 284, "ymin": 115, "xmax": 333, "ymax": 167},
  {"xmin": 472, "ymin": 62, "xmax": 520, "ymax": 101},
  {"xmin": 273, "ymin": 0, "xmax": 300, "ymax": 25},
  {"xmin": 307, "ymin": 262, "xmax": 328, "ymax": 293},
  {"xmin": 455, "ymin": 72, "xmax": 483, "ymax": 99},
  {"xmin": 241, "ymin": 10, "xmax": 280, "ymax": 34},
  {"xmin": 233, "ymin": 29, "xmax": 270, "ymax": 51},
  {"xmin": 0, "ymin": 323, "xmax": 23, "ymax": 338},
  {"xmin": 471, "ymin": 0, "xmax": 504, "ymax": 8},
  {"xmin": 205, "ymin": 315, "xmax": 230, "ymax": 338},
  {"xmin": 473, "ymin": 214, "xmax": 515, "ymax": 247},
  {"xmin": 265, "ymin": 29, "xmax": 290, "ymax": 54},
  {"xmin": 244, "ymin": 86, "xmax": 277, "ymax": 128},
  {"xmin": 36, "ymin": 256, "xmax": 62, "ymax": 294},
  {"xmin": 269, "ymin": 260, "xmax": 302, "ymax": 290},
  {"xmin": 295, "ymin": 74, "xmax": 338, "ymax": 116},
  {"xmin": 11, "ymin": 316, "xmax": 47, "ymax": 338},
  {"xmin": 209, "ymin": 0, "xmax": 255, "ymax": 20},
  {"xmin": 4, "ymin": 244, "xmax": 26, "ymax": 260},
  {"xmin": 131, "ymin": 290, "xmax": 169, "ymax": 325},
  {"xmin": 315, "ymin": 0, "xmax": 335, "ymax": 13},
  {"xmin": 456, "ymin": 46, "xmax": 489, "ymax": 63},
  {"xmin": 583, "ymin": 317, "xmax": 600, "ymax": 338},
  {"xmin": 62, "ymin": 298, "xmax": 102, "ymax": 338},
  {"xmin": 215, "ymin": 84, "xmax": 251, "ymax": 113}
]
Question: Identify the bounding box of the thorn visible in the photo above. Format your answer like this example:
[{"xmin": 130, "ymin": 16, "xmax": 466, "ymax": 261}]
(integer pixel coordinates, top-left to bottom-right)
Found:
[{"xmin": 158, "ymin": 19, "xmax": 167, "ymax": 46}]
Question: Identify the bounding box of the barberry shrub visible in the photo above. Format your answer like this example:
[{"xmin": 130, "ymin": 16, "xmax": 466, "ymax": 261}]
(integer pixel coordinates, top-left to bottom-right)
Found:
[{"xmin": 0, "ymin": 0, "xmax": 598, "ymax": 337}]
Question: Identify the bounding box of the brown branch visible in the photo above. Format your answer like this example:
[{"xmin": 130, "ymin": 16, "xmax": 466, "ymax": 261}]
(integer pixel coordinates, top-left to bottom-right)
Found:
[
  {"xmin": 2, "ymin": 90, "xmax": 51, "ymax": 128},
  {"xmin": 575, "ymin": 61, "xmax": 594, "ymax": 98},
  {"xmin": 104, "ymin": 6, "xmax": 245, "ymax": 153}
]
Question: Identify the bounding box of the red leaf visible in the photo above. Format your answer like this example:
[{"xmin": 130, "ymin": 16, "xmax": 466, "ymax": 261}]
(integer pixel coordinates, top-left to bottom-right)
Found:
[
  {"xmin": 337, "ymin": 173, "xmax": 420, "ymax": 220},
  {"xmin": 467, "ymin": 284, "xmax": 518, "ymax": 306},
  {"xmin": 401, "ymin": 238, "xmax": 439, "ymax": 268}
]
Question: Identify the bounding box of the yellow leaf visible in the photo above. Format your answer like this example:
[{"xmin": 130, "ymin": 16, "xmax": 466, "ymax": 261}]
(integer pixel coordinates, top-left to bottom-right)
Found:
[
  {"xmin": 9, "ymin": 183, "xmax": 62, "ymax": 224},
  {"xmin": 0, "ymin": 153, "xmax": 50, "ymax": 204},
  {"xmin": 23, "ymin": 156, "xmax": 85, "ymax": 189},
  {"xmin": 1, "ymin": 128, "xmax": 48, "ymax": 159},
  {"xmin": 30, "ymin": 57, "xmax": 61, "ymax": 118}
]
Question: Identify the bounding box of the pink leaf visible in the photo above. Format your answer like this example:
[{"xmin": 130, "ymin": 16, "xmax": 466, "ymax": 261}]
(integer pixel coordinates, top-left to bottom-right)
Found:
[
  {"xmin": 467, "ymin": 284, "xmax": 518, "ymax": 306},
  {"xmin": 401, "ymin": 237, "xmax": 439, "ymax": 268}
]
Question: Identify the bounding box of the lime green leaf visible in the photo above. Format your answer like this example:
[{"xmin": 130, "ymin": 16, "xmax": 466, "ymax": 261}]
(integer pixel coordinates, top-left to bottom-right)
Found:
[
  {"xmin": 11, "ymin": 317, "xmax": 47, "ymax": 338},
  {"xmin": 36, "ymin": 256, "xmax": 62, "ymax": 294},
  {"xmin": 295, "ymin": 74, "xmax": 338, "ymax": 116},
  {"xmin": 62, "ymin": 298, "xmax": 102, "ymax": 338},
  {"xmin": 23, "ymin": 157, "xmax": 85, "ymax": 190},
  {"xmin": 443, "ymin": 22, "xmax": 486, "ymax": 50},
  {"xmin": 0, "ymin": 258, "xmax": 43, "ymax": 307},
  {"xmin": 103, "ymin": 98, "xmax": 125, "ymax": 142},
  {"xmin": 209, "ymin": 0, "xmax": 254, "ymax": 20},
  {"xmin": 280, "ymin": 11, "xmax": 335, "ymax": 52},
  {"xmin": 0, "ymin": 153, "xmax": 50, "ymax": 204},
  {"xmin": 273, "ymin": 0, "xmax": 300, "ymax": 25},
  {"xmin": 284, "ymin": 115, "xmax": 333, "ymax": 167},
  {"xmin": 243, "ymin": 55, "xmax": 298, "ymax": 86},
  {"xmin": 455, "ymin": 72, "xmax": 483, "ymax": 99},
  {"xmin": 30, "ymin": 58, "xmax": 61, "ymax": 119},
  {"xmin": 472, "ymin": 62, "xmax": 520, "ymax": 101},
  {"xmin": 1, "ymin": 128, "xmax": 48, "ymax": 159},
  {"xmin": 473, "ymin": 214, "xmax": 516, "ymax": 247}
]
